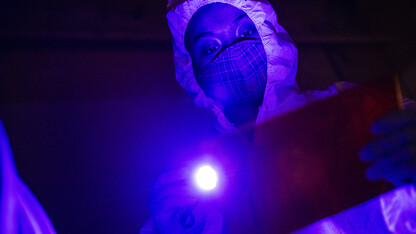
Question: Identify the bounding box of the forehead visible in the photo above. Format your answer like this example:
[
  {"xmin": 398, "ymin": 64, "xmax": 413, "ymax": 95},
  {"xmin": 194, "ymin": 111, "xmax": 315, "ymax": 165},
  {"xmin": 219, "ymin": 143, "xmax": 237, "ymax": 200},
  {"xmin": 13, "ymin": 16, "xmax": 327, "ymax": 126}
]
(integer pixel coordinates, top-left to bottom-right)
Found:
[{"xmin": 186, "ymin": 3, "xmax": 248, "ymax": 37}]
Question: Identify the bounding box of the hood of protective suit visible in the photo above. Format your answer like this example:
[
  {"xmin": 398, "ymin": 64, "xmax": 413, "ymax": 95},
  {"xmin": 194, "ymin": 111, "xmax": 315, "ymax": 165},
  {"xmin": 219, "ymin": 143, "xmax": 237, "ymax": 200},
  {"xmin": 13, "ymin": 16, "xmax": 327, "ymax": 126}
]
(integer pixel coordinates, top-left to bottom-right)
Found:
[{"xmin": 167, "ymin": 0, "xmax": 306, "ymax": 132}]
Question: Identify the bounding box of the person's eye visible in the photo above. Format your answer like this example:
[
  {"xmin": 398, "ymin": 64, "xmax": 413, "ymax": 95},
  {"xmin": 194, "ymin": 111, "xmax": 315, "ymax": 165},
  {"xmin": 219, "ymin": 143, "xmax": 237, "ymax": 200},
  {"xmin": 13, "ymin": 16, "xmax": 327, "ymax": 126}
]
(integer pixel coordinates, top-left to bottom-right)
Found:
[
  {"xmin": 204, "ymin": 45, "xmax": 220, "ymax": 54},
  {"xmin": 241, "ymin": 29, "xmax": 253, "ymax": 37},
  {"xmin": 238, "ymin": 24, "xmax": 257, "ymax": 38}
]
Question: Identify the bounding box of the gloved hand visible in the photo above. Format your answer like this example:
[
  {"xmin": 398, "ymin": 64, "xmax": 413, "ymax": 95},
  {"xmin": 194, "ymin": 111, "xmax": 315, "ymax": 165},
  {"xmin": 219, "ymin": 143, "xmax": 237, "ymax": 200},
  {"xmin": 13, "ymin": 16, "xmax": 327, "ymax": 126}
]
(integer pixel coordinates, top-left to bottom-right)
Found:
[
  {"xmin": 145, "ymin": 167, "xmax": 223, "ymax": 233},
  {"xmin": 360, "ymin": 110, "xmax": 416, "ymax": 187}
]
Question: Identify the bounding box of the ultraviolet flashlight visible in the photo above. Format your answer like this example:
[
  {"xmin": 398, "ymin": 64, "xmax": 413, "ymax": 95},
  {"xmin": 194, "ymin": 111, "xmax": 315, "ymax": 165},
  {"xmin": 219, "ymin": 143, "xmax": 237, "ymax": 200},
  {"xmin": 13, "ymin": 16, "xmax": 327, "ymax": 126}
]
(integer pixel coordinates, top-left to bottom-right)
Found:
[
  {"xmin": 194, "ymin": 165, "xmax": 218, "ymax": 191},
  {"xmin": 180, "ymin": 165, "xmax": 219, "ymax": 228}
]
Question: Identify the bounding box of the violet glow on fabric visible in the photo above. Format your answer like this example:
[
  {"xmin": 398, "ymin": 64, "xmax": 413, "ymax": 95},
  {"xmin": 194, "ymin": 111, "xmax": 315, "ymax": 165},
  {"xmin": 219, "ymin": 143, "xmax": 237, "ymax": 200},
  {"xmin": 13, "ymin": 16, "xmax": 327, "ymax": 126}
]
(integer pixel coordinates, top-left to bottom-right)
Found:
[
  {"xmin": 294, "ymin": 184, "xmax": 416, "ymax": 233},
  {"xmin": 0, "ymin": 120, "xmax": 56, "ymax": 234}
]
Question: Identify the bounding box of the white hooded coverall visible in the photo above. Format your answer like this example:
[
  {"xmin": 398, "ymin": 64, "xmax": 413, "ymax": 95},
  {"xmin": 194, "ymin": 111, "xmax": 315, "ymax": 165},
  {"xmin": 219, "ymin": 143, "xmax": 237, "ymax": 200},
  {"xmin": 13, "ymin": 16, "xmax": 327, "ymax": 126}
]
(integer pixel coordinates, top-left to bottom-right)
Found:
[{"xmin": 141, "ymin": 0, "xmax": 416, "ymax": 233}]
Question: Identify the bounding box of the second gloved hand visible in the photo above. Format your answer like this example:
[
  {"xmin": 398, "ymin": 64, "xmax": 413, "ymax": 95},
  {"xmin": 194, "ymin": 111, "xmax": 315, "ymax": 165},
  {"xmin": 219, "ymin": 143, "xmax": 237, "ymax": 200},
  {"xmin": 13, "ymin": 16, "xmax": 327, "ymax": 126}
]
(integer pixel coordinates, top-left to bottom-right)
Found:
[{"xmin": 360, "ymin": 110, "xmax": 416, "ymax": 187}]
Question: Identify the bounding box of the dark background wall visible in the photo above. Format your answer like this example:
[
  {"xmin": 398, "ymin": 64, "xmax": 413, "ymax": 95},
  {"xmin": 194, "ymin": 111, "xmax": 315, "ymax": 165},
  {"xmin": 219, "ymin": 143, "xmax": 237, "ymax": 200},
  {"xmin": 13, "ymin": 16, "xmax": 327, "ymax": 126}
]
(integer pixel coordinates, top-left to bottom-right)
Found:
[{"xmin": 1, "ymin": 0, "xmax": 415, "ymax": 232}]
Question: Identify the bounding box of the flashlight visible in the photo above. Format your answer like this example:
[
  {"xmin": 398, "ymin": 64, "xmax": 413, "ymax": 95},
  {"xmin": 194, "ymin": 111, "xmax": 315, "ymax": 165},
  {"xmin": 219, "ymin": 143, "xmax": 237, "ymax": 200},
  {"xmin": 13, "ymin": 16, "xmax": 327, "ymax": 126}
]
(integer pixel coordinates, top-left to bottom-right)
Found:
[
  {"xmin": 194, "ymin": 165, "xmax": 218, "ymax": 191},
  {"xmin": 180, "ymin": 165, "xmax": 218, "ymax": 229}
]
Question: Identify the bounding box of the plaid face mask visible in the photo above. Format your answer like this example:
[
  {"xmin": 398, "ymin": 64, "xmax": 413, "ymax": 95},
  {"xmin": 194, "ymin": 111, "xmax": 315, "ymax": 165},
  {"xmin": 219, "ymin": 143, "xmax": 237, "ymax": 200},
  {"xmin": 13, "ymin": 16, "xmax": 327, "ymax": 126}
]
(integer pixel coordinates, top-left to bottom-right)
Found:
[{"xmin": 194, "ymin": 38, "xmax": 268, "ymax": 108}]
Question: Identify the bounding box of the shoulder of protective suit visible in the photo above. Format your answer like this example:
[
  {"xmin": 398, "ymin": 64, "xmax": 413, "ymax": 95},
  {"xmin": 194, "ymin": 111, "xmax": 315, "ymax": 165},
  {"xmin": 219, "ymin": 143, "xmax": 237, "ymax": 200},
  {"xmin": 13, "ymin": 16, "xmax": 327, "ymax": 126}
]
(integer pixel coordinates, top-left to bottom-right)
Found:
[{"xmin": 0, "ymin": 120, "xmax": 56, "ymax": 233}]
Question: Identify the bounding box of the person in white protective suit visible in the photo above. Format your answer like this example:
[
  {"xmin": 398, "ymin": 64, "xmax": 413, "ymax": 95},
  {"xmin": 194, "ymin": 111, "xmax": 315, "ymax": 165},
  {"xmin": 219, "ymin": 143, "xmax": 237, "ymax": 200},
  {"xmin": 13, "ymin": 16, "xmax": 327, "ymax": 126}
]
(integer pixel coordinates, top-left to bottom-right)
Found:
[
  {"xmin": 141, "ymin": 0, "xmax": 416, "ymax": 233},
  {"xmin": 0, "ymin": 119, "xmax": 56, "ymax": 234}
]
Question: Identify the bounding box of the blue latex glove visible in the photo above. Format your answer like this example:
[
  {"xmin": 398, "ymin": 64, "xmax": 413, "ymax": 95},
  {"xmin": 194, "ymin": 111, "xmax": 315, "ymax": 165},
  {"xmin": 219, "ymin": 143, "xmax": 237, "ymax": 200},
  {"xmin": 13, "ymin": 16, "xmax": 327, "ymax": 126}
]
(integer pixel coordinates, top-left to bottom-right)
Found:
[
  {"xmin": 360, "ymin": 110, "xmax": 416, "ymax": 187},
  {"xmin": 142, "ymin": 167, "xmax": 223, "ymax": 233}
]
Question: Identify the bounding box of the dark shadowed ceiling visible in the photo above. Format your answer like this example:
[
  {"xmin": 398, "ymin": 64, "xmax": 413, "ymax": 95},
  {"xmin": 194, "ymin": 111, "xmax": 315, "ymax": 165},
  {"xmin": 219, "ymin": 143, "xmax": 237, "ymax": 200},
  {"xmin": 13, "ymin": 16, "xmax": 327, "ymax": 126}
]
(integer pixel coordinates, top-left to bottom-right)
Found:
[
  {"xmin": 1, "ymin": 0, "xmax": 415, "ymax": 102},
  {"xmin": 1, "ymin": 0, "xmax": 415, "ymax": 101}
]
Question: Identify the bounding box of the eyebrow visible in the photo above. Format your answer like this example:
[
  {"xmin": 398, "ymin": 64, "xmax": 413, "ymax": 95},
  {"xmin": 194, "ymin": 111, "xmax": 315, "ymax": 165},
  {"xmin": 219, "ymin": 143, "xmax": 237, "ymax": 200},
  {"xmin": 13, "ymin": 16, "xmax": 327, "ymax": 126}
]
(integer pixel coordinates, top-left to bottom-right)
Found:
[
  {"xmin": 233, "ymin": 13, "xmax": 248, "ymax": 24},
  {"xmin": 193, "ymin": 13, "xmax": 249, "ymax": 44},
  {"xmin": 193, "ymin": 32, "xmax": 214, "ymax": 44}
]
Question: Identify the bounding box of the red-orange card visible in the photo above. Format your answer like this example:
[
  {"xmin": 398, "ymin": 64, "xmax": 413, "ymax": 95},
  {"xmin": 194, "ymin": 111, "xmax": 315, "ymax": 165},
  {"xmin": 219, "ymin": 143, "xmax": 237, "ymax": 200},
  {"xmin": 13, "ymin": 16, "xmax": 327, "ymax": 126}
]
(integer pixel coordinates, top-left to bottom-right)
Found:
[
  {"xmin": 200, "ymin": 75, "xmax": 402, "ymax": 233},
  {"xmin": 246, "ymin": 74, "xmax": 401, "ymax": 233}
]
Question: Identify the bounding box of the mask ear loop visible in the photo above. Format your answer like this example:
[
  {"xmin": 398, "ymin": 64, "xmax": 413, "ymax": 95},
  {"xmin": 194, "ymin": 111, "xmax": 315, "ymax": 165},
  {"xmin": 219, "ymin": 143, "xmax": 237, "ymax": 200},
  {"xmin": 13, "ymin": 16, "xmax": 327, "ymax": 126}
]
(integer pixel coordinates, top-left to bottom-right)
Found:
[{"xmin": 208, "ymin": 37, "xmax": 262, "ymax": 63}]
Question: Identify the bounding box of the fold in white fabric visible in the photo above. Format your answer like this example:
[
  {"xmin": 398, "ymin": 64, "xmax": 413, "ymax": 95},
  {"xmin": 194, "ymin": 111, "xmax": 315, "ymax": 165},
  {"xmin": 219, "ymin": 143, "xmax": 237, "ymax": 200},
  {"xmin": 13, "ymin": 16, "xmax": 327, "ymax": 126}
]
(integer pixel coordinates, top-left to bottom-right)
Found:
[{"xmin": 0, "ymin": 120, "xmax": 56, "ymax": 234}]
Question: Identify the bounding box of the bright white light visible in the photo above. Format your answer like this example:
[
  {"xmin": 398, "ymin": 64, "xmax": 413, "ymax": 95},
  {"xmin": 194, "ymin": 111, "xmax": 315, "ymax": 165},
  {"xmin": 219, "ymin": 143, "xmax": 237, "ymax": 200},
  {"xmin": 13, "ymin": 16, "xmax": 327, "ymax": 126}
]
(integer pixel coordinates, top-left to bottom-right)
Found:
[{"xmin": 194, "ymin": 165, "xmax": 218, "ymax": 191}]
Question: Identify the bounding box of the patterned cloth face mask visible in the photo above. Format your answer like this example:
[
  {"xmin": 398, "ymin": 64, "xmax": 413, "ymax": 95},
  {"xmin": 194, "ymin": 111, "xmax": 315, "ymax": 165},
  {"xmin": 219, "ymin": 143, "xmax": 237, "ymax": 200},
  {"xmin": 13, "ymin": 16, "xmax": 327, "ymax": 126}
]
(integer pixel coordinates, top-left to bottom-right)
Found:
[{"xmin": 194, "ymin": 38, "xmax": 268, "ymax": 109}]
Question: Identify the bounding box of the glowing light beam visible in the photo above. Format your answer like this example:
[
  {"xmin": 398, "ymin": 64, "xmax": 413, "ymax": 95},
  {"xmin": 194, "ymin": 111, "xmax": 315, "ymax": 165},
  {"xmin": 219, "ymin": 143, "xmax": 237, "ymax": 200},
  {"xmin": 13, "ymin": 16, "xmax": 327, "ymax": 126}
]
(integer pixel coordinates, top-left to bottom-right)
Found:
[{"xmin": 194, "ymin": 165, "xmax": 218, "ymax": 191}]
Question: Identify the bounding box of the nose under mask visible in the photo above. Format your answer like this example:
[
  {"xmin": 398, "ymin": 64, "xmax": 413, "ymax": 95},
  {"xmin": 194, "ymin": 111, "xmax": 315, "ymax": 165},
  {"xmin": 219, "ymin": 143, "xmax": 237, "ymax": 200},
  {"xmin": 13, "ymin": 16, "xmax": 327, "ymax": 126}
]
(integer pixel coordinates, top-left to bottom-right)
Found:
[{"xmin": 194, "ymin": 38, "xmax": 268, "ymax": 109}]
